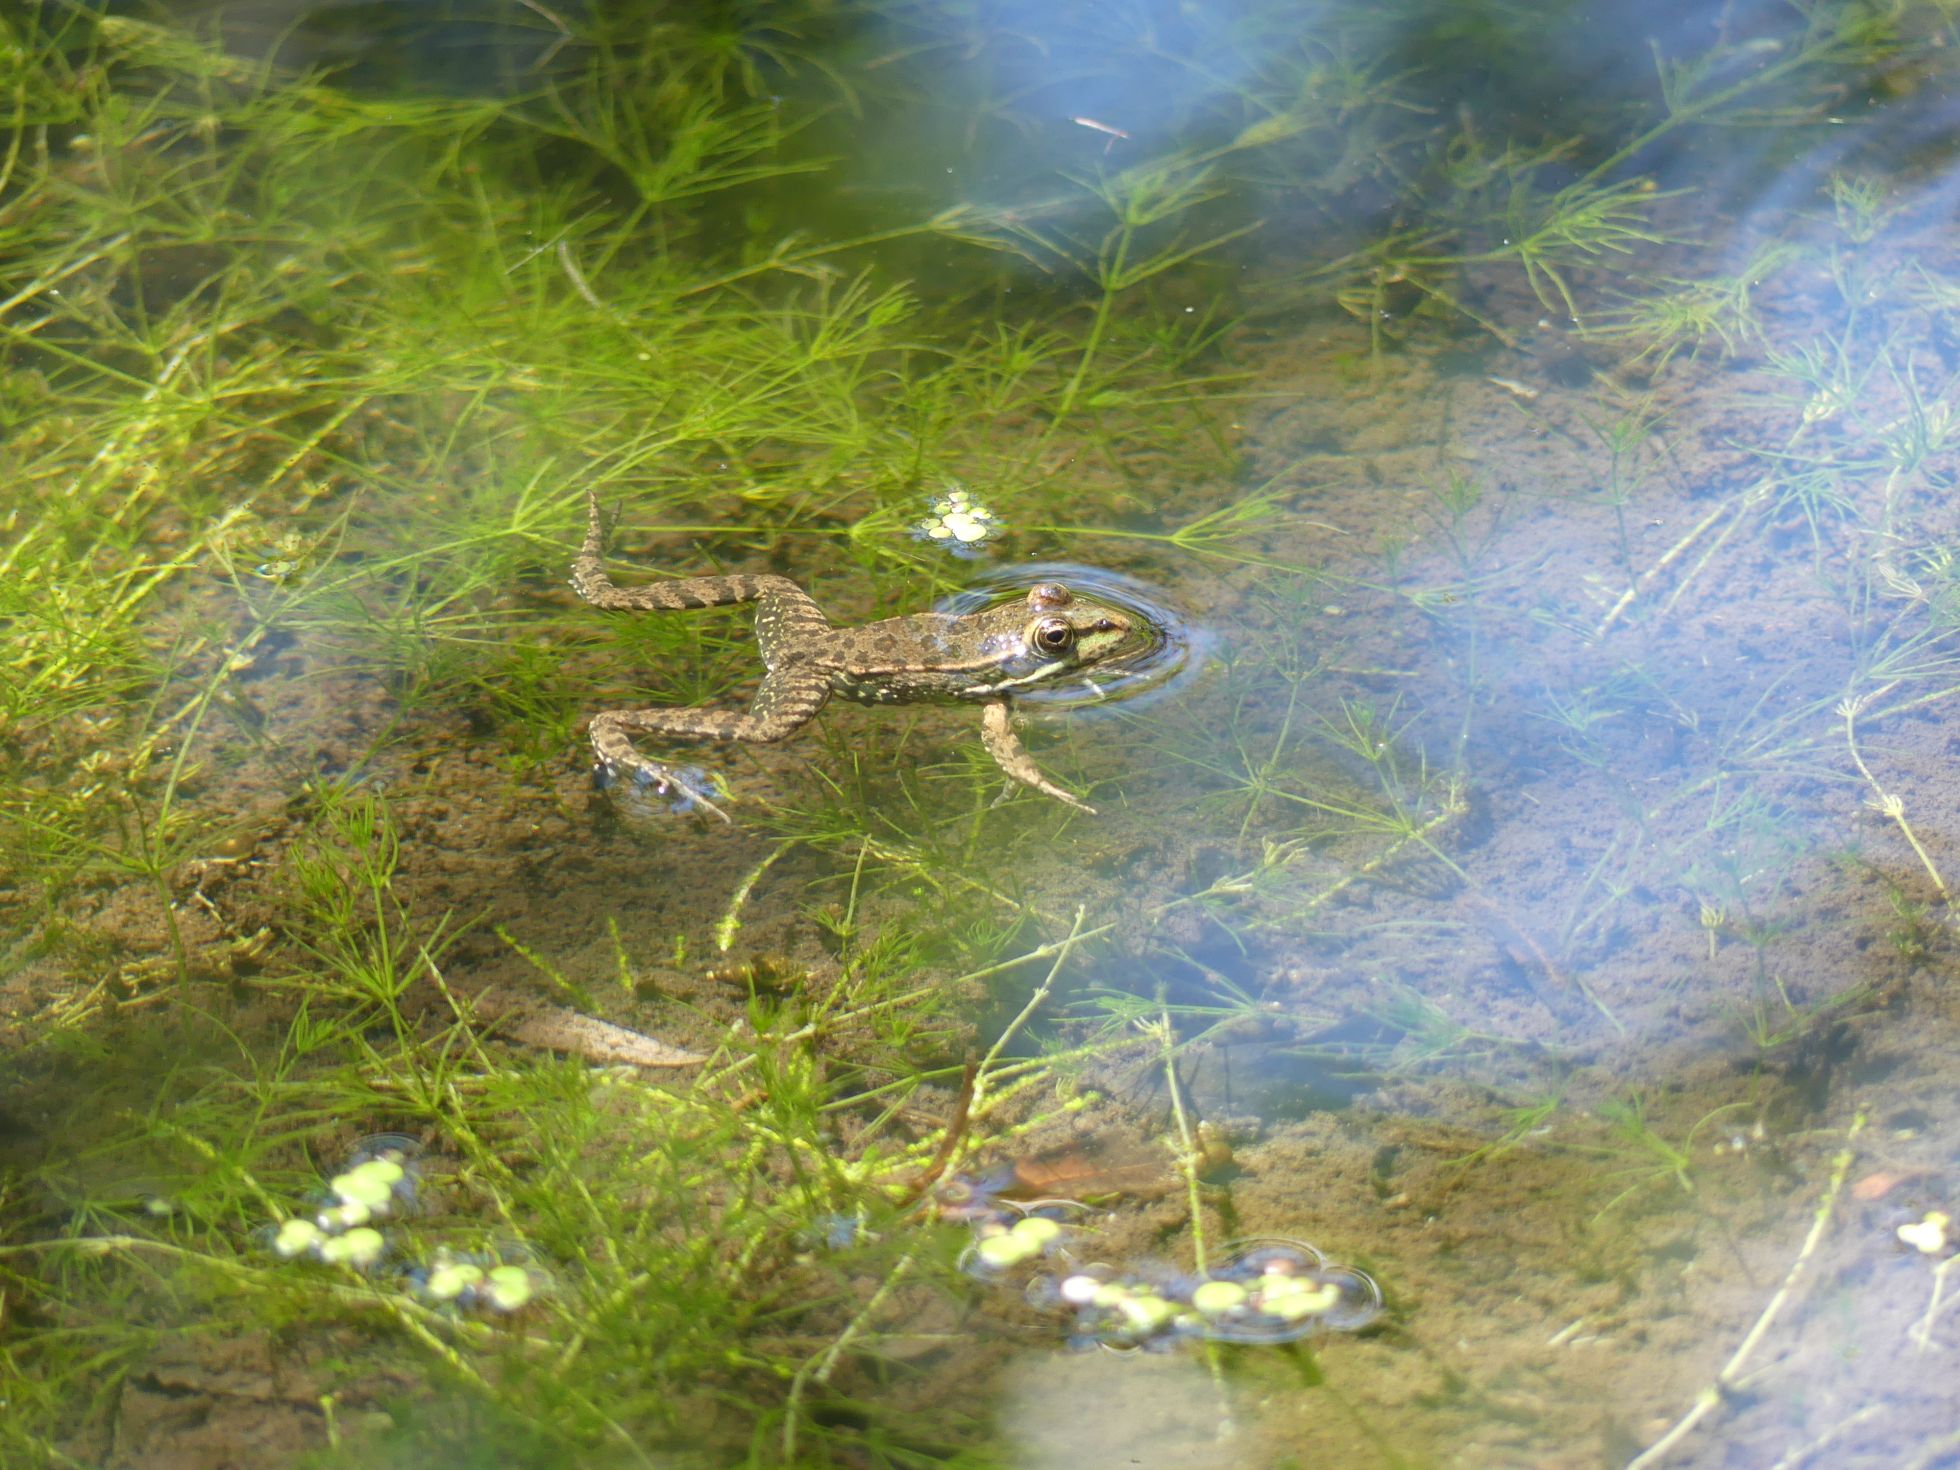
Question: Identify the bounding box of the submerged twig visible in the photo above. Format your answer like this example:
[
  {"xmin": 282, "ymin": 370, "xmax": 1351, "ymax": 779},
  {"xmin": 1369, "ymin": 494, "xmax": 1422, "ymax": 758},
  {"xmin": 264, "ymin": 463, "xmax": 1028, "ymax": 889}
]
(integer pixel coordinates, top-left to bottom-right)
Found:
[
  {"xmin": 893, "ymin": 1061, "xmax": 977, "ymax": 1207},
  {"xmin": 1626, "ymin": 1111, "xmax": 1865, "ymax": 1468},
  {"xmin": 506, "ymin": 1005, "xmax": 708, "ymax": 1068}
]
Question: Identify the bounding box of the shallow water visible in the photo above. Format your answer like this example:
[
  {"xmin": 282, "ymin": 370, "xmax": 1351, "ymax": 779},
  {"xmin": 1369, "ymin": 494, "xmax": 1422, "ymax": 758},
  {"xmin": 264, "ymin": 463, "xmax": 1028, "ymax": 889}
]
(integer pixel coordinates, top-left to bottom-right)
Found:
[{"xmin": 5, "ymin": 3, "xmax": 1960, "ymax": 1467}]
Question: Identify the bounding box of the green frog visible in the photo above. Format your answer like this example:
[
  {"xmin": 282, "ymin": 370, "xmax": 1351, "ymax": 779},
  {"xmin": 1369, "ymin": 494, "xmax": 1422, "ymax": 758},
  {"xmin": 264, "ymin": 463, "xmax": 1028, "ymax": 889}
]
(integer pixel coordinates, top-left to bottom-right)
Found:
[{"xmin": 573, "ymin": 491, "xmax": 1139, "ymax": 818}]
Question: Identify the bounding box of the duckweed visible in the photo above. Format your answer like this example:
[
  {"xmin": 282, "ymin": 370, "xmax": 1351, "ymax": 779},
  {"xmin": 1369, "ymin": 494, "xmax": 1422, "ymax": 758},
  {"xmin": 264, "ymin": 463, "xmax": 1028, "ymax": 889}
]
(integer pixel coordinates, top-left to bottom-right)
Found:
[
  {"xmin": 316, "ymin": 1227, "xmax": 386, "ymax": 1270},
  {"xmin": 911, "ymin": 485, "xmax": 1005, "ymax": 557}
]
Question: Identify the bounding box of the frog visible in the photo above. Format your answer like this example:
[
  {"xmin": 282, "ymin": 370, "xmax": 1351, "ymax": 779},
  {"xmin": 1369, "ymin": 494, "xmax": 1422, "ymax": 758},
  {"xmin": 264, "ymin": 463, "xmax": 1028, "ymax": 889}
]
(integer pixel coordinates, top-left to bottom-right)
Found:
[{"xmin": 572, "ymin": 491, "xmax": 1139, "ymax": 818}]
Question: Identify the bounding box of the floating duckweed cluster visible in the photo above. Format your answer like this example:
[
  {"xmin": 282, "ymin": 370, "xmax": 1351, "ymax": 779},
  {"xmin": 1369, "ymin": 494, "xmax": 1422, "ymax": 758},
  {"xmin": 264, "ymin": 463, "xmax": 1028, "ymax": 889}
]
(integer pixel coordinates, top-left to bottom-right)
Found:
[
  {"xmin": 262, "ymin": 1134, "xmax": 419, "ymax": 1268},
  {"xmin": 969, "ymin": 1213, "xmax": 1065, "ymax": 1271},
  {"xmin": 1898, "ymin": 1210, "xmax": 1952, "ymax": 1256},
  {"xmin": 957, "ymin": 1190, "xmax": 1382, "ymax": 1351},
  {"xmin": 1035, "ymin": 1240, "xmax": 1384, "ymax": 1350},
  {"xmin": 410, "ymin": 1247, "xmax": 551, "ymax": 1313},
  {"xmin": 910, "ymin": 485, "xmax": 1004, "ymax": 557},
  {"xmin": 258, "ymin": 1135, "xmax": 551, "ymax": 1316},
  {"xmin": 271, "ymin": 1218, "xmax": 389, "ymax": 1269},
  {"xmin": 320, "ymin": 1149, "xmax": 417, "ymax": 1228}
]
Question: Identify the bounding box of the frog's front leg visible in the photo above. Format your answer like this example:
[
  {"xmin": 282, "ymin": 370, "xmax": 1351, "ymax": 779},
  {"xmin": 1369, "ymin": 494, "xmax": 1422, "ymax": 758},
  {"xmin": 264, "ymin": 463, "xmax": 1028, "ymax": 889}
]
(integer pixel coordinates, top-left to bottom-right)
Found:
[
  {"xmin": 590, "ymin": 667, "xmax": 831, "ymax": 820},
  {"xmin": 979, "ymin": 700, "xmax": 1095, "ymax": 814}
]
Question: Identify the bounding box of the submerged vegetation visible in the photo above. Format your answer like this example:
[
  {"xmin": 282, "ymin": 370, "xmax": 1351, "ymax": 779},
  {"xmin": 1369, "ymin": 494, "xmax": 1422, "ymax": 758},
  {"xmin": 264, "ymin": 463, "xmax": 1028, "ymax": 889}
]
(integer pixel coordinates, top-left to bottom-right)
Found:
[{"xmin": 4, "ymin": 0, "xmax": 1960, "ymax": 1466}]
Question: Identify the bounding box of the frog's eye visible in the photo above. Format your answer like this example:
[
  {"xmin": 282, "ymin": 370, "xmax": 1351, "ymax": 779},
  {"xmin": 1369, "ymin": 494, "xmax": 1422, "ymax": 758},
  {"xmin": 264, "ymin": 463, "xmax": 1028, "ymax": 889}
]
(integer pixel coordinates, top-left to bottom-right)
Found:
[
  {"xmin": 1031, "ymin": 617, "xmax": 1076, "ymax": 654},
  {"xmin": 1028, "ymin": 583, "xmax": 1073, "ymax": 610}
]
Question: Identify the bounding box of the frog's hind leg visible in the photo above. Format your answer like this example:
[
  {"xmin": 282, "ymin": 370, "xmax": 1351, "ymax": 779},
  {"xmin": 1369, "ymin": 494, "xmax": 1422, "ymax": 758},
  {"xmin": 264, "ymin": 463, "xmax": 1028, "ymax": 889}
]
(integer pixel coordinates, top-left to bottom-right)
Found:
[
  {"xmin": 979, "ymin": 700, "xmax": 1095, "ymax": 814},
  {"xmin": 589, "ymin": 666, "xmax": 832, "ymax": 819},
  {"xmin": 572, "ymin": 491, "xmax": 827, "ymax": 638}
]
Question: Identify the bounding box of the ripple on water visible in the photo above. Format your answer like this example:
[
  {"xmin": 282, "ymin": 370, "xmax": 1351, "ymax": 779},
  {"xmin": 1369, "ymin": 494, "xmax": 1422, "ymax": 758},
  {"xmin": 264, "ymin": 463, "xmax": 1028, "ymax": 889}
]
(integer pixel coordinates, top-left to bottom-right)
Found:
[{"xmin": 936, "ymin": 562, "xmax": 1213, "ymax": 714}]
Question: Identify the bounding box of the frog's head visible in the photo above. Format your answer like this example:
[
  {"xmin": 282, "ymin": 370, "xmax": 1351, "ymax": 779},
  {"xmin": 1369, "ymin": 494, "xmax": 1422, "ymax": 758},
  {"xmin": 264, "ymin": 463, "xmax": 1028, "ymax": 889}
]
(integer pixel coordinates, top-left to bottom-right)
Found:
[{"xmin": 1019, "ymin": 582, "xmax": 1135, "ymax": 671}]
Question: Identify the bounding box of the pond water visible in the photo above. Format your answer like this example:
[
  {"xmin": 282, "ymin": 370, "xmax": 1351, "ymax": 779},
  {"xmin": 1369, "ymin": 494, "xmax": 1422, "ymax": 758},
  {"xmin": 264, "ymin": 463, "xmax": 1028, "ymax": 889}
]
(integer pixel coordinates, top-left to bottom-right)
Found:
[{"xmin": 4, "ymin": 3, "xmax": 1960, "ymax": 1468}]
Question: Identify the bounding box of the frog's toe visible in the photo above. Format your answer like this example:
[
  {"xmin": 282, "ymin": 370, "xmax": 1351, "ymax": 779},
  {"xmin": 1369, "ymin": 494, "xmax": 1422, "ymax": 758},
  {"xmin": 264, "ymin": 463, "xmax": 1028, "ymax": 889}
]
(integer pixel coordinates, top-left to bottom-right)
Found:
[
  {"xmin": 991, "ymin": 776, "xmax": 1096, "ymax": 815},
  {"xmin": 1042, "ymin": 785, "xmax": 1097, "ymax": 815},
  {"xmin": 593, "ymin": 754, "xmax": 673, "ymax": 795},
  {"xmin": 589, "ymin": 756, "xmax": 661, "ymax": 793},
  {"xmin": 611, "ymin": 760, "xmax": 733, "ymax": 823},
  {"xmin": 676, "ymin": 784, "xmax": 732, "ymax": 823}
]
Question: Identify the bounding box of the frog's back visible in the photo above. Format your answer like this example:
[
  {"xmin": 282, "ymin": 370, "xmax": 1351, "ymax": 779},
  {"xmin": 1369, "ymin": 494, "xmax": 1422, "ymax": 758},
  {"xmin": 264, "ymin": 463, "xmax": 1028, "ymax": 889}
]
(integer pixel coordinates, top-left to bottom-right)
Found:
[{"xmin": 820, "ymin": 611, "xmax": 1006, "ymax": 705}]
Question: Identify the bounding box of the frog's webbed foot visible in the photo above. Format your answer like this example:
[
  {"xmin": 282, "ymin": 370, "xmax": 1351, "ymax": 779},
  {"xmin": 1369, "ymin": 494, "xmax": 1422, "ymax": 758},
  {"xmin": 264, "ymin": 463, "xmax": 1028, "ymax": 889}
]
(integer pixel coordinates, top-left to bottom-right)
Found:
[
  {"xmin": 604, "ymin": 761, "xmax": 733, "ymax": 823},
  {"xmin": 980, "ymin": 700, "xmax": 1096, "ymax": 814},
  {"xmin": 590, "ymin": 712, "xmax": 732, "ymax": 822}
]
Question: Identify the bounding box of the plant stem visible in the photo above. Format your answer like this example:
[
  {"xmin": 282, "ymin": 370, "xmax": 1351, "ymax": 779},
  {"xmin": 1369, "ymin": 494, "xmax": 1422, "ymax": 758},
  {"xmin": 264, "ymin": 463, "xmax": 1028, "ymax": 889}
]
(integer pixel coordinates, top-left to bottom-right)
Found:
[{"xmin": 1627, "ymin": 1110, "xmax": 1865, "ymax": 1469}]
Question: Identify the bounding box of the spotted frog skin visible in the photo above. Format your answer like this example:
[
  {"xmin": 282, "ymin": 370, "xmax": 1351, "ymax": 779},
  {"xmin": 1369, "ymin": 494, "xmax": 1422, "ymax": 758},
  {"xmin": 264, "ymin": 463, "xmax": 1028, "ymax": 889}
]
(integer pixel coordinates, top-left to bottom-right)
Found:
[{"xmin": 572, "ymin": 491, "xmax": 1138, "ymax": 817}]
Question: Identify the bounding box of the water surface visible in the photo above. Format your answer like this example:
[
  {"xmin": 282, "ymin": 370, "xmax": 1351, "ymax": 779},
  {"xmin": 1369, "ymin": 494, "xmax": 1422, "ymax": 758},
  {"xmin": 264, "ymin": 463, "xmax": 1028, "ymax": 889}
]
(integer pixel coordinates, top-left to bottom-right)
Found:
[{"xmin": 4, "ymin": 3, "xmax": 1960, "ymax": 1467}]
